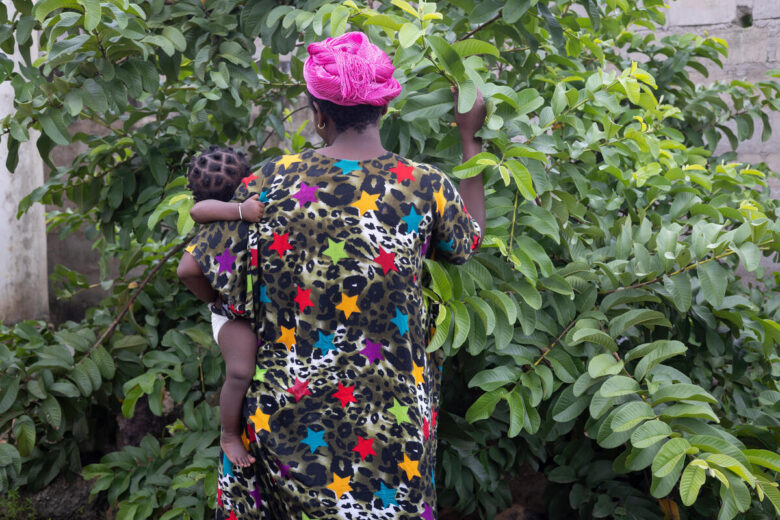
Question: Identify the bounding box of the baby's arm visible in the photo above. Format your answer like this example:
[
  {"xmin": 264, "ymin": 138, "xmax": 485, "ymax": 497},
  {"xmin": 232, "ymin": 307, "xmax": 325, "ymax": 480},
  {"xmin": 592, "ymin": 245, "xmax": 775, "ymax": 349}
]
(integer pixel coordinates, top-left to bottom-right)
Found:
[{"xmin": 190, "ymin": 194, "xmax": 265, "ymax": 223}]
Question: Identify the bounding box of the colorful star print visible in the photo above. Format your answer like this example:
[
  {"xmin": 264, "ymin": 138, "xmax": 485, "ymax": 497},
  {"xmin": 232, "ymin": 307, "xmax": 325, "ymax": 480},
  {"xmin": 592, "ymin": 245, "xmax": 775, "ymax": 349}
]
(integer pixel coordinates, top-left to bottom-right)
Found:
[
  {"xmin": 389, "ymin": 160, "xmax": 415, "ymax": 183},
  {"xmin": 432, "ymin": 409, "xmax": 438, "ymax": 426},
  {"xmin": 401, "ymin": 205, "xmax": 423, "ymax": 234},
  {"xmin": 373, "ymin": 247, "xmax": 398, "ymax": 275},
  {"xmin": 249, "ymin": 483, "xmax": 262, "ymax": 509},
  {"xmin": 259, "ymin": 285, "xmax": 271, "ymax": 303},
  {"xmin": 374, "ymin": 481, "xmax": 398, "ymax": 508},
  {"xmin": 276, "ymin": 326, "xmax": 296, "ymax": 351},
  {"xmin": 249, "ymin": 408, "xmax": 270, "ymax": 432},
  {"xmin": 276, "ymin": 459, "xmax": 291, "ymax": 478},
  {"xmin": 398, "ymin": 453, "xmax": 421, "ymax": 480},
  {"xmin": 277, "ymin": 154, "xmax": 301, "ymax": 168},
  {"xmin": 227, "ymin": 510, "xmax": 238, "ymax": 520},
  {"xmin": 185, "ymin": 243, "xmax": 196, "ymax": 254},
  {"xmin": 411, "ymin": 362, "xmax": 425, "ymax": 386},
  {"xmin": 361, "ymin": 339, "xmax": 384, "ymax": 364},
  {"xmin": 437, "ymin": 238, "xmax": 455, "ymax": 252},
  {"xmin": 353, "ymin": 435, "xmax": 376, "ymax": 460},
  {"xmin": 294, "ymin": 285, "xmax": 314, "ymax": 313},
  {"xmin": 390, "ymin": 307, "xmax": 409, "ymax": 336},
  {"xmin": 327, "ymin": 474, "xmax": 352, "ymax": 500},
  {"xmin": 332, "ymin": 382, "xmax": 357, "ymax": 408},
  {"xmin": 422, "ymin": 503, "xmax": 435, "ymax": 520},
  {"xmin": 422, "ymin": 416, "xmax": 430, "ymax": 440},
  {"xmin": 434, "ymin": 185, "xmax": 446, "ymax": 216},
  {"xmin": 269, "ymin": 232, "xmax": 293, "ymax": 258},
  {"xmin": 334, "ymin": 159, "xmax": 361, "ymax": 174},
  {"xmin": 292, "ymin": 182, "xmax": 318, "ymax": 207},
  {"xmin": 351, "ymin": 191, "xmax": 379, "ymax": 216},
  {"xmin": 222, "ymin": 453, "xmax": 234, "ymax": 476},
  {"xmin": 216, "ymin": 250, "xmax": 236, "ymax": 274},
  {"xmin": 314, "ymin": 331, "xmax": 337, "ymax": 354},
  {"xmin": 388, "ymin": 398, "xmax": 410, "ymax": 425},
  {"xmin": 421, "ymin": 236, "xmax": 431, "ymax": 257},
  {"xmin": 217, "ymin": 487, "xmax": 223, "ymax": 507},
  {"xmin": 323, "ymin": 238, "xmax": 348, "ymax": 263},
  {"xmin": 472, "ymin": 234, "xmax": 481, "ymax": 250},
  {"xmin": 250, "ymin": 247, "xmax": 258, "ymax": 267},
  {"xmin": 286, "ymin": 378, "xmax": 311, "ymax": 402},
  {"xmin": 253, "ymin": 366, "xmax": 267, "ymax": 382},
  {"xmin": 241, "ymin": 174, "xmax": 258, "ymax": 188},
  {"xmin": 335, "ymin": 293, "xmax": 360, "ymax": 319},
  {"xmin": 258, "ymin": 189, "xmax": 269, "ymax": 203},
  {"xmin": 301, "ymin": 428, "xmax": 328, "ymax": 453}
]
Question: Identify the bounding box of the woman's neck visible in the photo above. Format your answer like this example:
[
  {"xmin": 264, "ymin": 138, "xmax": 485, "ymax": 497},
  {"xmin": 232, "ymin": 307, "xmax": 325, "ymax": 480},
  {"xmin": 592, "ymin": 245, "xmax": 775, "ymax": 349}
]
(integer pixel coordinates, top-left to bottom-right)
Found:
[{"xmin": 317, "ymin": 126, "xmax": 387, "ymax": 161}]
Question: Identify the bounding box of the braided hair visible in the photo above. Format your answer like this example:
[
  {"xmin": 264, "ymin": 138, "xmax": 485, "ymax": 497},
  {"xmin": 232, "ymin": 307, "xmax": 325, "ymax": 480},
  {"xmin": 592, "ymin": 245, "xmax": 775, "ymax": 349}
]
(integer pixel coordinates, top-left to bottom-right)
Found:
[{"xmin": 186, "ymin": 145, "xmax": 251, "ymax": 202}]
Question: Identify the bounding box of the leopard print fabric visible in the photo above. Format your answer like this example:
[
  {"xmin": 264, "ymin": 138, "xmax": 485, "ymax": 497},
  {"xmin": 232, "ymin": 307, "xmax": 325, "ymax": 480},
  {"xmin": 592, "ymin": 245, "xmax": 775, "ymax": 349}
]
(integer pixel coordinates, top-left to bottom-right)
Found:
[{"xmin": 188, "ymin": 149, "xmax": 481, "ymax": 519}]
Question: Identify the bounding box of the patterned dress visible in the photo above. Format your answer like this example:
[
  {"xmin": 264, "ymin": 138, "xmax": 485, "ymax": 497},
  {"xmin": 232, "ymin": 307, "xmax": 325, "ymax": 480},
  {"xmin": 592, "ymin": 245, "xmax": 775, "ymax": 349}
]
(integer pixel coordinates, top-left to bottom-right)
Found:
[{"xmin": 188, "ymin": 149, "xmax": 480, "ymax": 519}]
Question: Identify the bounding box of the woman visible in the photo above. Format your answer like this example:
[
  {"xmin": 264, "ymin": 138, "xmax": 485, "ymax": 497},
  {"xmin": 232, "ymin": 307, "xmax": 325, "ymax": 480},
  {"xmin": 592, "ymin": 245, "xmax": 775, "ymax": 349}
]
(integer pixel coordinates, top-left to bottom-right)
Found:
[{"xmin": 179, "ymin": 31, "xmax": 486, "ymax": 519}]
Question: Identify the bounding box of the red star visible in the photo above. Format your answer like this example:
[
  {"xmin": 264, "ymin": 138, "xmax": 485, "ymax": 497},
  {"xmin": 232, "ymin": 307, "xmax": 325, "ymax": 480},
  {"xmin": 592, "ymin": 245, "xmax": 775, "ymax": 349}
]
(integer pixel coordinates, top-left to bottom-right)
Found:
[
  {"xmin": 352, "ymin": 435, "xmax": 377, "ymax": 460},
  {"xmin": 413, "ymin": 274, "xmax": 417, "ymax": 283},
  {"xmin": 247, "ymin": 423, "xmax": 257, "ymax": 442},
  {"xmin": 241, "ymin": 174, "xmax": 258, "ymax": 188},
  {"xmin": 286, "ymin": 378, "xmax": 311, "ymax": 402},
  {"xmin": 294, "ymin": 285, "xmax": 314, "ymax": 313},
  {"xmin": 422, "ymin": 417, "xmax": 430, "ymax": 440},
  {"xmin": 373, "ymin": 247, "xmax": 398, "ymax": 275},
  {"xmin": 471, "ymin": 234, "xmax": 481, "ymax": 250},
  {"xmin": 217, "ymin": 487, "xmax": 223, "ymax": 507},
  {"xmin": 389, "ymin": 161, "xmax": 415, "ymax": 183},
  {"xmin": 251, "ymin": 247, "xmax": 258, "ymax": 267},
  {"xmin": 431, "ymin": 409, "xmax": 438, "ymax": 427},
  {"xmin": 229, "ymin": 303, "xmax": 245, "ymax": 315},
  {"xmin": 269, "ymin": 232, "xmax": 293, "ymax": 259},
  {"xmin": 228, "ymin": 511, "xmax": 237, "ymax": 520},
  {"xmin": 331, "ymin": 382, "xmax": 357, "ymax": 408}
]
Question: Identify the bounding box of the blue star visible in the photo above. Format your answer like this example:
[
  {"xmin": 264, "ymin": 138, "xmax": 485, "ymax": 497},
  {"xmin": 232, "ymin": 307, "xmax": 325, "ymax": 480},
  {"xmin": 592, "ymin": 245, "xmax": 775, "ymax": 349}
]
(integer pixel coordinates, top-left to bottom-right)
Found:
[
  {"xmin": 334, "ymin": 159, "xmax": 361, "ymax": 175},
  {"xmin": 374, "ymin": 481, "xmax": 398, "ymax": 508},
  {"xmin": 437, "ymin": 238, "xmax": 454, "ymax": 252},
  {"xmin": 259, "ymin": 285, "xmax": 271, "ymax": 303},
  {"xmin": 258, "ymin": 189, "xmax": 269, "ymax": 203},
  {"xmin": 401, "ymin": 205, "xmax": 423, "ymax": 234},
  {"xmin": 432, "ymin": 468, "xmax": 435, "ymax": 486},
  {"xmin": 390, "ymin": 307, "xmax": 409, "ymax": 337},
  {"xmin": 222, "ymin": 453, "xmax": 234, "ymax": 477},
  {"xmin": 301, "ymin": 428, "xmax": 328, "ymax": 454},
  {"xmin": 314, "ymin": 331, "xmax": 337, "ymax": 354}
]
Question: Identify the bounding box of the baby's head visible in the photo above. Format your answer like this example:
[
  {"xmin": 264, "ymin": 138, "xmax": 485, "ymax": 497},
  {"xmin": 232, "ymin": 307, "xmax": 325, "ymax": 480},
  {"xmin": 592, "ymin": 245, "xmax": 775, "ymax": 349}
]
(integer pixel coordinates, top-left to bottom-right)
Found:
[{"xmin": 186, "ymin": 146, "xmax": 251, "ymax": 202}]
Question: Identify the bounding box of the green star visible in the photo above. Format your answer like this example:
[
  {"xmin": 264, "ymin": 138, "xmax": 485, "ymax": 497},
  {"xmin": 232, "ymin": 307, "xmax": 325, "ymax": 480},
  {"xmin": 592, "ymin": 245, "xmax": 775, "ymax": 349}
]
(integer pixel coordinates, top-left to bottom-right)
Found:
[
  {"xmin": 387, "ymin": 398, "xmax": 410, "ymax": 425},
  {"xmin": 323, "ymin": 238, "xmax": 348, "ymax": 263},
  {"xmin": 302, "ymin": 514, "xmax": 311, "ymax": 520},
  {"xmin": 253, "ymin": 366, "xmax": 267, "ymax": 382}
]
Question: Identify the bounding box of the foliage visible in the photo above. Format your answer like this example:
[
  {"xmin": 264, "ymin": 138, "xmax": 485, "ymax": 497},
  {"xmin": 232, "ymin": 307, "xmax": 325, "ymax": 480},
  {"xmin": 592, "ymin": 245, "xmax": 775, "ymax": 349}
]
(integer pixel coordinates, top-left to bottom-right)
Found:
[{"xmin": 0, "ymin": 0, "xmax": 778, "ymax": 519}]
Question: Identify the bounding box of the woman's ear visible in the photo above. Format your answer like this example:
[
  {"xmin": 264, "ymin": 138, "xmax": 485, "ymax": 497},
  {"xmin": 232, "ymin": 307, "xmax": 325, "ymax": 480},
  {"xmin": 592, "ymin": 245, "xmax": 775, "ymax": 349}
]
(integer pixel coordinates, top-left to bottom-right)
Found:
[{"xmin": 381, "ymin": 105, "xmax": 388, "ymax": 116}]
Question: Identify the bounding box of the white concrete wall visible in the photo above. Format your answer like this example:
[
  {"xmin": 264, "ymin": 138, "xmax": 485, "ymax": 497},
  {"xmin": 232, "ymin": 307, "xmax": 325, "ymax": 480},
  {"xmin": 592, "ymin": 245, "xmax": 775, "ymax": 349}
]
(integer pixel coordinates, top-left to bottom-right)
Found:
[{"xmin": 0, "ymin": 22, "xmax": 48, "ymax": 323}]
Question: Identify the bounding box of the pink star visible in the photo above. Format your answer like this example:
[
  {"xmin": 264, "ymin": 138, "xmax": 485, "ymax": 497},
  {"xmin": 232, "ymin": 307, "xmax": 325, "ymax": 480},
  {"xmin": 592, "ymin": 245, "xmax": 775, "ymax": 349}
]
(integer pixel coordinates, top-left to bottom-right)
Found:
[
  {"xmin": 286, "ymin": 378, "xmax": 311, "ymax": 401},
  {"xmin": 215, "ymin": 249, "xmax": 236, "ymax": 274},
  {"xmin": 361, "ymin": 340, "xmax": 384, "ymax": 364},
  {"xmin": 422, "ymin": 503, "xmax": 434, "ymax": 520},
  {"xmin": 292, "ymin": 182, "xmax": 318, "ymax": 208}
]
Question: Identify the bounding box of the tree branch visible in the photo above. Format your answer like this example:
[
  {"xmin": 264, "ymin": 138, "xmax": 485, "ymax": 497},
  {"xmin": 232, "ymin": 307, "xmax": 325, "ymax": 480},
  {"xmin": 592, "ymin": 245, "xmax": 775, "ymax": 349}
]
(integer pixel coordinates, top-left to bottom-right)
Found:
[{"xmin": 458, "ymin": 12, "xmax": 501, "ymax": 41}]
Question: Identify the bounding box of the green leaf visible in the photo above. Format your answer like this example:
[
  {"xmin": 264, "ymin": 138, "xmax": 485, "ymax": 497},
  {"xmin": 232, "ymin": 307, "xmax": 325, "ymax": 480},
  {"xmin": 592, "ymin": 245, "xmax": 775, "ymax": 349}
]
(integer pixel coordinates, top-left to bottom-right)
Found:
[
  {"xmin": 608, "ymin": 309, "xmax": 671, "ymax": 337},
  {"xmin": 480, "ymin": 289, "xmax": 517, "ymax": 325},
  {"xmin": 588, "ymin": 353, "xmax": 623, "ymax": 378},
  {"xmin": 456, "ymin": 79, "xmax": 477, "ymax": 113},
  {"xmin": 0, "ymin": 376, "xmax": 19, "ymax": 414},
  {"xmin": 40, "ymin": 394, "xmax": 62, "ymax": 429},
  {"xmin": 660, "ymin": 403, "xmax": 719, "ymax": 423},
  {"xmin": 631, "ymin": 420, "xmax": 672, "ymax": 449},
  {"xmin": 468, "ymin": 366, "xmax": 520, "ymax": 392},
  {"xmin": 398, "ymin": 23, "xmax": 422, "ymax": 48},
  {"xmin": 451, "ymin": 38, "xmax": 500, "ymax": 58},
  {"xmin": 13, "ymin": 415, "xmax": 35, "ymax": 457},
  {"xmin": 651, "ymin": 384, "xmax": 717, "ymax": 405},
  {"xmin": 505, "ymin": 159, "xmax": 536, "ymax": 200},
  {"xmin": 505, "ymin": 388, "xmax": 525, "ymax": 437},
  {"xmin": 552, "ymin": 386, "xmax": 589, "ymax": 422},
  {"xmin": 516, "ymin": 88, "xmax": 544, "ymax": 116},
  {"xmin": 611, "ymin": 401, "xmax": 655, "ymax": 432},
  {"xmin": 600, "ymin": 375, "xmax": 640, "ymax": 398},
  {"xmin": 465, "ymin": 389, "xmax": 501, "ymax": 422},
  {"xmin": 743, "ymin": 449, "xmax": 780, "ymax": 473},
  {"xmin": 572, "ymin": 328, "xmax": 618, "ymax": 351},
  {"xmin": 425, "ymin": 259, "xmax": 452, "ymax": 301},
  {"xmin": 39, "ymin": 110, "xmax": 71, "ymax": 145},
  {"xmin": 426, "ymin": 305, "xmax": 450, "ymax": 352},
  {"xmin": 652, "ymin": 438, "xmax": 691, "ymax": 478},
  {"xmin": 627, "ymin": 340, "xmax": 687, "ymax": 381},
  {"xmin": 697, "ymin": 261, "xmax": 727, "ymax": 307},
  {"xmin": 465, "ymin": 296, "xmax": 496, "ymax": 335},
  {"xmin": 163, "ymin": 26, "xmax": 187, "ymax": 53},
  {"xmin": 35, "ymin": 0, "xmax": 80, "ymax": 22},
  {"xmin": 77, "ymin": 0, "xmax": 100, "ymax": 31},
  {"xmin": 664, "ymin": 274, "xmax": 692, "ymax": 313},
  {"xmin": 706, "ymin": 454, "xmax": 756, "ymax": 487},
  {"xmin": 503, "ymin": 0, "xmax": 534, "ymax": 23},
  {"xmin": 427, "ymin": 35, "xmax": 466, "ymax": 82},
  {"xmin": 679, "ymin": 461, "xmax": 707, "ymax": 506},
  {"xmin": 450, "ymin": 300, "xmax": 470, "ymax": 350}
]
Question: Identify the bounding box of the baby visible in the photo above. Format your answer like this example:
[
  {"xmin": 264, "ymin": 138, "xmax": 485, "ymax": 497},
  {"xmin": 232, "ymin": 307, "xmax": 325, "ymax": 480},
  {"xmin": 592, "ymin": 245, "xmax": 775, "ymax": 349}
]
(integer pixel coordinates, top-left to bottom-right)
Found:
[{"xmin": 178, "ymin": 145, "xmax": 264, "ymax": 467}]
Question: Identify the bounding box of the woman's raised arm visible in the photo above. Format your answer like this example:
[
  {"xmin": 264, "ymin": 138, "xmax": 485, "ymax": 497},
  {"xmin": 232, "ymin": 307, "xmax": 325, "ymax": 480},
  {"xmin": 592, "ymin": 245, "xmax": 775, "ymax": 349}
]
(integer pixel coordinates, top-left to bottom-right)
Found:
[{"xmin": 453, "ymin": 87, "xmax": 487, "ymax": 235}]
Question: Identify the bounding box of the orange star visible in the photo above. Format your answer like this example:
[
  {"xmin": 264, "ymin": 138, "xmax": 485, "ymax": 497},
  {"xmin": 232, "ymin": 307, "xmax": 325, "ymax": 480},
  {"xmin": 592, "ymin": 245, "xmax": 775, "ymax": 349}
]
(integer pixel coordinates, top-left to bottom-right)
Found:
[
  {"xmin": 398, "ymin": 453, "xmax": 421, "ymax": 480},
  {"xmin": 185, "ymin": 243, "xmax": 196, "ymax": 254},
  {"xmin": 327, "ymin": 473, "xmax": 353, "ymax": 500},
  {"xmin": 351, "ymin": 191, "xmax": 379, "ymax": 216},
  {"xmin": 241, "ymin": 430, "xmax": 250, "ymax": 450},
  {"xmin": 276, "ymin": 326, "xmax": 296, "ymax": 351},
  {"xmin": 277, "ymin": 154, "xmax": 301, "ymax": 168},
  {"xmin": 434, "ymin": 185, "xmax": 446, "ymax": 217},
  {"xmin": 249, "ymin": 408, "xmax": 270, "ymax": 432},
  {"xmin": 335, "ymin": 293, "xmax": 360, "ymax": 319},
  {"xmin": 411, "ymin": 362, "xmax": 425, "ymax": 386}
]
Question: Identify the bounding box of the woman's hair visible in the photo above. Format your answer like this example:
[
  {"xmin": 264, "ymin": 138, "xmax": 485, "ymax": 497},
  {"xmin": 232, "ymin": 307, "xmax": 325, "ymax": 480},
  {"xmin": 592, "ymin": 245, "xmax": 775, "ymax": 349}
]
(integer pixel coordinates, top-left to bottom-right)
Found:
[
  {"xmin": 186, "ymin": 146, "xmax": 250, "ymax": 202},
  {"xmin": 308, "ymin": 92, "xmax": 384, "ymax": 133}
]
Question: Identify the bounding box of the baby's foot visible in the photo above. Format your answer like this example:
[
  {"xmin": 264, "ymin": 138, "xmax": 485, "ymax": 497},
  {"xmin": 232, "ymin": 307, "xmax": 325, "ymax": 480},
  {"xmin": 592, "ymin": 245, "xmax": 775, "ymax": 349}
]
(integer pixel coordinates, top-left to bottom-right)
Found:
[{"xmin": 221, "ymin": 432, "xmax": 256, "ymax": 467}]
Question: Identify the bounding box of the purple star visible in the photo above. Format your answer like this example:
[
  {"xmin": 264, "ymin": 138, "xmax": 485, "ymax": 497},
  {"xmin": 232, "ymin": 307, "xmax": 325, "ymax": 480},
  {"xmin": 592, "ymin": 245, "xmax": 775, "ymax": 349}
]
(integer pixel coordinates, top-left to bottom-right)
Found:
[
  {"xmin": 215, "ymin": 249, "xmax": 236, "ymax": 274},
  {"xmin": 361, "ymin": 340, "xmax": 384, "ymax": 364},
  {"xmin": 275, "ymin": 459, "xmax": 290, "ymax": 478},
  {"xmin": 249, "ymin": 483, "xmax": 262, "ymax": 509},
  {"xmin": 421, "ymin": 236, "xmax": 431, "ymax": 257},
  {"xmin": 422, "ymin": 503, "xmax": 434, "ymax": 520},
  {"xmin": 292, "ymin": 182, "xmax": 318, "ymax": 208}
]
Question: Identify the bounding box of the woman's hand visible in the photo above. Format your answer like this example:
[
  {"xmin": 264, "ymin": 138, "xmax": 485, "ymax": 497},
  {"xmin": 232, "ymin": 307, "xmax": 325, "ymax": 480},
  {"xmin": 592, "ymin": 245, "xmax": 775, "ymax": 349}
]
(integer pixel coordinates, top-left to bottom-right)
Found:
[
  {"xmin": 452, "ymin": 86, "xmax": 486, "ymax": 141},
  {"xmin": 240, "ymin": 195, "xmax": 265, "ymax": 223}
]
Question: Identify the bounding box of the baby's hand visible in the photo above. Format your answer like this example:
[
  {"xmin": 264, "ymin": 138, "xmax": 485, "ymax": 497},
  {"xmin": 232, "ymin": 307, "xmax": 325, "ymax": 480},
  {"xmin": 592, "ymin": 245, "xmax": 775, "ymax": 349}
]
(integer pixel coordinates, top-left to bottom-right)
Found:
[{"xmin": 240, "ymin": 194, "xmax": 265, "ymax": 223}]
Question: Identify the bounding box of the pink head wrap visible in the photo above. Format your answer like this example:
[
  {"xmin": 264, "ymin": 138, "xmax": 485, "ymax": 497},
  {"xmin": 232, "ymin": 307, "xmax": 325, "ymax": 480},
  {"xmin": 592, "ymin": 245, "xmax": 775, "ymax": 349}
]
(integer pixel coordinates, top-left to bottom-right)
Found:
[{"xmin": 304, "ymin": 31, "xmax": 401, "ymax": 107}]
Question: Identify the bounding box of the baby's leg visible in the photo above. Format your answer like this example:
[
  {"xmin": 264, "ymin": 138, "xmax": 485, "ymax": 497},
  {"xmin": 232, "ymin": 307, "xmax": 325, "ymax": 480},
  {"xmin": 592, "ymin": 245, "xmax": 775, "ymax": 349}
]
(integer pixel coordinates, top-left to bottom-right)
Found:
[{"xmin": 218, "ymin": 318, "xmax": 258, "ymax": 467}]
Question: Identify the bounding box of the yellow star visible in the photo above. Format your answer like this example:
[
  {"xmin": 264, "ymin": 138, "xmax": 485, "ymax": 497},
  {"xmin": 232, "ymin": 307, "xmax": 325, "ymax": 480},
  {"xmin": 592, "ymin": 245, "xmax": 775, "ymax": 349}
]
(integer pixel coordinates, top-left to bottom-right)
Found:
[
  {"xmin": 335, "ymin": 293, "xmax": 360, "ymax": 319},
  {"xmin": 327, "ymin": 473, "xmax": 352, "ymax": 500},
  {"xmin": 434, "ymin": 185, "xmax": 446, "ymax": 217},
  {"xmin": 277, "ymin": 154, "xmax": 301, "ymax": 168},
  {"xmin": 351, "ymin": 191, "xmax": 379, "ymax": 216},
  {"xmin": 398, "ymin": 453, "xmax": 421, "ymax": 480},
  {"xmin": 249, "ymin": 408, "xmax": 271, "ymax": 432},
  {"xmin": 411, "ymin": 363, "xmax": 425, "ymax": 386},
  {"xmin": 241, "ymin": 430, "xmax": 250, "ymax": 450},
  {"xmin": 185, "ymin": 243, "xmax": 196, "ymax": 254},
  {"xmin": 277, "ymin": 326, "xmax": 296, "ymax": 351}
]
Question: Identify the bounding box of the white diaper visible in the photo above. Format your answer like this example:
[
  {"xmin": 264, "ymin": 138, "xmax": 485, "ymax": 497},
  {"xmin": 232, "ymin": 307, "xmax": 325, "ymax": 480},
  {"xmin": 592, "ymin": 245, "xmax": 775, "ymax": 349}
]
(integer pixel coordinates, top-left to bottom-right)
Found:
[{"xmin": 211, "ymin": 311, "xmax": 229, "ymax": 344}]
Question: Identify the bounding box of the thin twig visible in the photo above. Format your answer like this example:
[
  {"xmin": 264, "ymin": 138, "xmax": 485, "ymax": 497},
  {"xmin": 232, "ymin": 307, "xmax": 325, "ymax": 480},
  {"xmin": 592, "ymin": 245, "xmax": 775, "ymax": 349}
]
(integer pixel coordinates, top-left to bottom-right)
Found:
[
  {"xmin": 458, "ymin": 12, "xmax": 501, "ymax": 41},
  {"xmin": 533, "ymin": 318, "xmax": 577, "ymax": 366},
  {"xmin": 258, "ymin": 106, "xmax": 311, "ymax": 150}
]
